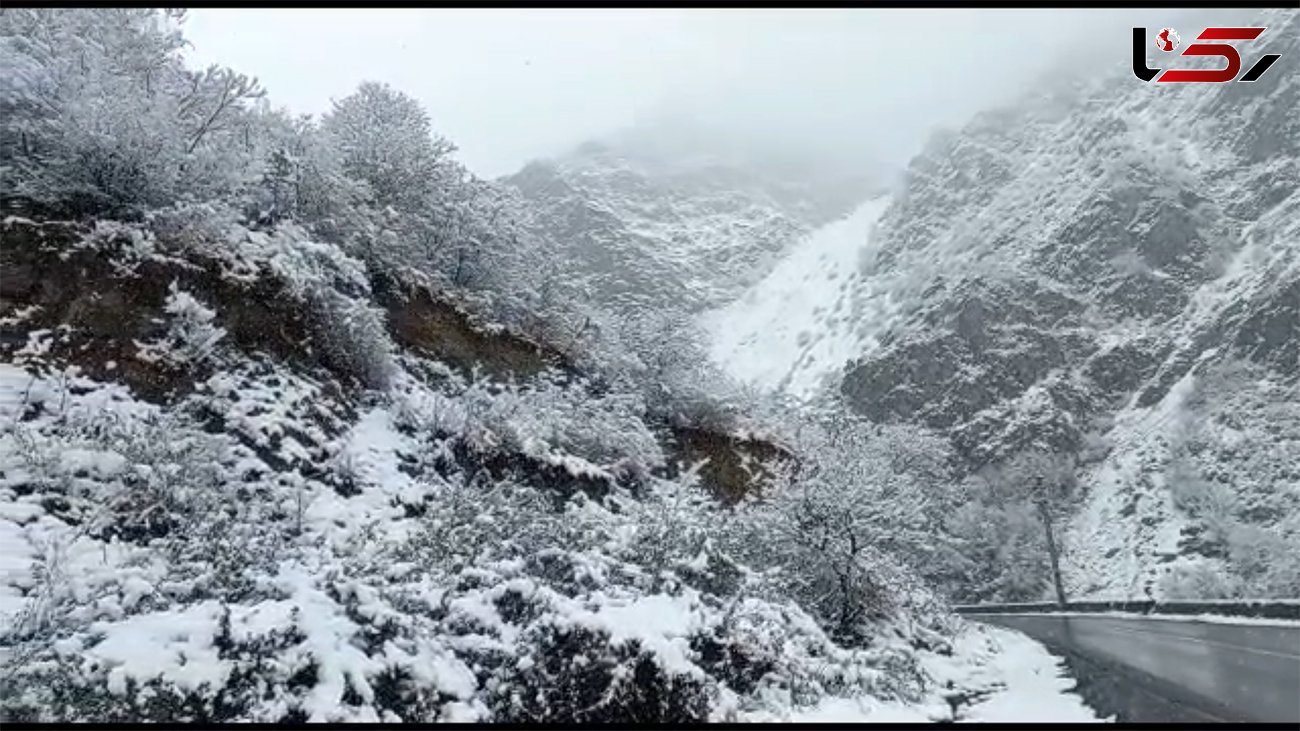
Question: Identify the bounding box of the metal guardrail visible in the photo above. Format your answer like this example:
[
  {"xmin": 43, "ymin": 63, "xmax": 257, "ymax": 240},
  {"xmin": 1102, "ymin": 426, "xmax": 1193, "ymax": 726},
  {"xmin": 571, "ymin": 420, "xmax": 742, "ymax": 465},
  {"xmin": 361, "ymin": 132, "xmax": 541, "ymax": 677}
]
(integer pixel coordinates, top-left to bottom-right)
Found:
[{"xmin": 954, "ymin": 599, "xmax": 1300, "ymax": 621}]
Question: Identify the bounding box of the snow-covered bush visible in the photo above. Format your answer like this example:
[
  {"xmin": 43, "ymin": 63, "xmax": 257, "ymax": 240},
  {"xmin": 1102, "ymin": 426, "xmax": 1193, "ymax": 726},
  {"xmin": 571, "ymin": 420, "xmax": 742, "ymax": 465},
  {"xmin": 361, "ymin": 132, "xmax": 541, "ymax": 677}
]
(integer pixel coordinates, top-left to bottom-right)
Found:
[
  {"xmin": 306, "ymin": 289, "xmax": 396, "ymax": 391},
  {"xmin": 945, "ymin": 496, "xmax": 1051, "ymax": 603},
  {"xmin": 580, "ymin": 302, "xmax": 754, "ymax": 435},
  {"xmin": 1162, "ymin": 357, "xmax": 1300, "ymax": 598},
  {"xmin": 490, "ymin": 617, "xmax": 713, "ymax": 724},
  {"xmin": 478, "ymin": 374, "xmax": 665, "ymax": 474},
  {"xmin": 134, "ymin": 282, "xmax": 226, "ymax": 369},
  {"xmin": 1226, "ymin": 523, "xmax": 1300, "ymax": 597},
  {"xmin": 1159, "ymin": 560, "xmax": 1241, "ymax": 600}
]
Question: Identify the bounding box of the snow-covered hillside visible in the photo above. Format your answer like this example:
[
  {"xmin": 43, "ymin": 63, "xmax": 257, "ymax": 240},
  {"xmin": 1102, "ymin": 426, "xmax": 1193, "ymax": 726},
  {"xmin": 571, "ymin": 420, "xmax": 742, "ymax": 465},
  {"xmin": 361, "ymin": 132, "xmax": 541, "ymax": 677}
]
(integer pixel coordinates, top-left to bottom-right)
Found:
[
  {"xmin": 702, "ymin": 196, "xmax": 893, "ymax": 399},
  {"xmin": 0, "ymin": 211, "xmax": 1100, "ymax": 724}
]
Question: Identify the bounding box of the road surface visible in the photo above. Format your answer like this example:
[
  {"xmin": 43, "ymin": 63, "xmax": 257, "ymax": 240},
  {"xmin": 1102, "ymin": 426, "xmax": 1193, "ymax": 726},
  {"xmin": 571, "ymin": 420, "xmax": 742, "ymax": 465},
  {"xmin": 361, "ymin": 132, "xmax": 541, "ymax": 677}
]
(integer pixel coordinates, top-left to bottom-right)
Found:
[{"xmin": 963, "ymin": 612, "xmax": 1300, "ymax": 722}]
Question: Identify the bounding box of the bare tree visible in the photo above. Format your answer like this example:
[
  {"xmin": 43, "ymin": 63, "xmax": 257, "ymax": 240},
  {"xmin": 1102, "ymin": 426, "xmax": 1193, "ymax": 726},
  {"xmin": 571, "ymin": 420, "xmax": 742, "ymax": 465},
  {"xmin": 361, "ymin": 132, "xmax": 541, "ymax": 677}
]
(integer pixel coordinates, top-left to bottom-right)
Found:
[
  {"xmin": 180, "ymin": 66, "xmax": 265, "ymax": 154},
  {"xmin": 999, "ymin": 449, "xmax": 1079, "ymax": 605}
]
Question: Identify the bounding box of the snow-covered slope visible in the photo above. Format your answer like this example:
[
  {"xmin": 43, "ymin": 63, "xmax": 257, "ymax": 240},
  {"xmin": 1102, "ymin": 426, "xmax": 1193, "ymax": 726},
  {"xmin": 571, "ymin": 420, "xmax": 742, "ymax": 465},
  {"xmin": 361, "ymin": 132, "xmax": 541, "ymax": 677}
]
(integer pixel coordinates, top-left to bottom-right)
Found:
[
  {"xmin": 0, "ymin": 211, "xmax": 1101, "ymax": 722},
  {"xmin": 702, "ymin": 196, "xmax": 893, "ymax": 398},
  {"xmin": 505, "ymin": 123, "xmax": 881, "ymax": 315}
]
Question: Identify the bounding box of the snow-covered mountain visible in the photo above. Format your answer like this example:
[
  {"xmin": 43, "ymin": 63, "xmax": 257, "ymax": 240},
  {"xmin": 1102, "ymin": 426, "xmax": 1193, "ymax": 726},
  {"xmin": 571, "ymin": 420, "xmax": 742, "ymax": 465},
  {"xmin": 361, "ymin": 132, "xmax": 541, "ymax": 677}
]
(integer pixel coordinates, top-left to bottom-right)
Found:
[
  {"xmin": 710, "ymin": 9, "xmax": 1299, "ymax": 601},
  {"xmin": 504, "ymin": 121, "xmax": 882, "ymax": 315}
]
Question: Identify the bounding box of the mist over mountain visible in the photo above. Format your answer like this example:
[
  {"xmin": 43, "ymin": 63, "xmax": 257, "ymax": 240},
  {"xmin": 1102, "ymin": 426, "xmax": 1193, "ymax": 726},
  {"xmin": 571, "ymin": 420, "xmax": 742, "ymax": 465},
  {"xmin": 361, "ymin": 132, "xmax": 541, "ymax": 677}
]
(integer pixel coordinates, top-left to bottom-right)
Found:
[{"xmin": 504, "ymin": 118, "xmax": 882, "ymax": 316}]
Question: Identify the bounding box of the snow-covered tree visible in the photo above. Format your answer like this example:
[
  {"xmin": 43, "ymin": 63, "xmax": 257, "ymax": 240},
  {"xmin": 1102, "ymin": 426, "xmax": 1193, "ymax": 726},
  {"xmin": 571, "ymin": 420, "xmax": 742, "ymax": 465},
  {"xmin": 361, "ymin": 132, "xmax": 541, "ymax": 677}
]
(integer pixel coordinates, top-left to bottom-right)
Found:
[
  {"xmin": 0, "ymin": 9, "xmax": 264, "ymax": 212},
  {"xmin": 724, "ymin": 413, "xmax": 957, "ymax": 642},
  {"xmin": 945, "ymin": 481, "xmax": 1053, "ymax": 603},
  {"xmin": 978, "ymin": 449, "xmax": 1080, "ymax": 605},
  {"xmin": 321, "ymin": 81, "xmax": 457, "ymax": 211}
]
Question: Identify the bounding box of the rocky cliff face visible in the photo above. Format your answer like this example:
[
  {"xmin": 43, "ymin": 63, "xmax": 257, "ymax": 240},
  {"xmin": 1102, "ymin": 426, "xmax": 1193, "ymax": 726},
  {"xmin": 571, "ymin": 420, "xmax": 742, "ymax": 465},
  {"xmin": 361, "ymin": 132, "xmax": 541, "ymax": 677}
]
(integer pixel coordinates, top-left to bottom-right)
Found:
[
  {"xmin": 705, "ymin": 10, "xmax": 1299, "ymax": 600},
  {"xmin": 832, "ymin": 10, "xmax": 1299, "ymax": 598}
]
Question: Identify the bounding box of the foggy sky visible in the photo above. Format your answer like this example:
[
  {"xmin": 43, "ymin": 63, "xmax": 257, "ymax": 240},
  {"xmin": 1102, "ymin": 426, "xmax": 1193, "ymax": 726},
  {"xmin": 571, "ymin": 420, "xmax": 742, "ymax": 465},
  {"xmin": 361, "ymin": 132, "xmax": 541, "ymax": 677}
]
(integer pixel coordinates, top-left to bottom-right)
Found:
[{"xmin": 181, "ymin": 8, "xmax": 1243, "ymax": 180}]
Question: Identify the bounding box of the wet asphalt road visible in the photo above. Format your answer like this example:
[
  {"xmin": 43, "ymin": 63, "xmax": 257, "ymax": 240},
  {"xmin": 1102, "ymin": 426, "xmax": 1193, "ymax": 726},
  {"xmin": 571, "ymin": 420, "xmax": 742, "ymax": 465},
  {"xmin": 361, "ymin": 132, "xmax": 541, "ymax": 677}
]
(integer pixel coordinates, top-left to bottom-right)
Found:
[{"xmin": 964, "ymin": 613, "xmax": 1300, "ymax": 722}]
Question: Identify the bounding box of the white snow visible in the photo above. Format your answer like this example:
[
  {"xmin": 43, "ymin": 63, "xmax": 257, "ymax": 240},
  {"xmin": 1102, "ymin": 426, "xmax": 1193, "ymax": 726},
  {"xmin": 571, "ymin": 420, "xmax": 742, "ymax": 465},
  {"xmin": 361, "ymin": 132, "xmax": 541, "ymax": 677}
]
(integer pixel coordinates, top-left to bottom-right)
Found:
[
  {"xmin": 333, "ymin": 406, "xmax": 413, "ymax": 492},
  {"xmin": 702, "ymin": 195, "xmax": 892, "ymax": 399},
  {"xmin": 783, "ymin": 695, "xmax": 941, "ymax": 722},
  {"xmin": 85, "ymin": 601, "xmax": 231, "ymax": 695},
  {"xmin": 565, "ymin": 590, "xmax": 707, "ymax": 678},
  {"xmin": 926, "ymin": 624, "xmax": 1109, "ymax": 723}
]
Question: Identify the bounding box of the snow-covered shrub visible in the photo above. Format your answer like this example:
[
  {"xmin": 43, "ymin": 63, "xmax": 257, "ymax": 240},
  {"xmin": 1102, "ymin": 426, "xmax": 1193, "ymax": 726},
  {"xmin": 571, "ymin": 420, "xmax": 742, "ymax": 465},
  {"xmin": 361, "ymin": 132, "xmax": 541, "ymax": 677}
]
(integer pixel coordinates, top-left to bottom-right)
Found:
[
  {"xmin": 1163, "ymin": 357, "xmax": 1300, "ymax": 598},
  {"xmin": 660, "ymin": 373, "xmax": 748, "ymax": 433},
  {"xmin": 616, "ymin": 466, "xmax": 720, "ymax": 579},
  {"xmin": 0, "ymin": 369, "xmax": 293, "ymax": 663},
  {"xmin": 476, "ymin": 374, "xmax": 665, "ymax": 475},
  {"xmin": 146, "ymin": 213, "xmax": 397, "ymax": 392},
  {"xmin": 134, "ymin": 282, "xmax": 226, "ymax": 369},
  {"xmin": 145, "ymin": 203, "xmax": 245, "ymax": 261},
  {"xmin": 237, "ymin": 223, "xmax": 372, "ymax": 301},
  {"xmin": 1159, "ymin": 560, "xmax": 1240, "ymax": 600},
  {"xmin": 944, "ymin": 497, "xmax": 1050, "ymax": 603},
  {"xmin": 1168, "ymin": 465, "xmax": 1237, "ymax": 547},
  {"xmin": 5, "ymin": 529, "xmax": 75, "ymax": 645},
  {"xmin": 1225, "ymin": 523, "xmax": 1300, "ymax": 597},
  {"xmin": 404, "ymin": 481, "xmax": 559, "ymax": 576},
  {"xmin": 579, "ymin": 303, "xmax": 753, "ymax": 435},
  {"xmin": 689, "ymin": 595, "xmax": 932, "ymax": 713},
  {"xmin": 388, "ymin": 376, "xmax": 468, "ymax": 440},
  {"xmin": 491, "ymin": 619, "xmax": 713, "ymax": 723},
  {"xmin": 306, "ymin": 289, "xmax": 396, "ymax": 391}
]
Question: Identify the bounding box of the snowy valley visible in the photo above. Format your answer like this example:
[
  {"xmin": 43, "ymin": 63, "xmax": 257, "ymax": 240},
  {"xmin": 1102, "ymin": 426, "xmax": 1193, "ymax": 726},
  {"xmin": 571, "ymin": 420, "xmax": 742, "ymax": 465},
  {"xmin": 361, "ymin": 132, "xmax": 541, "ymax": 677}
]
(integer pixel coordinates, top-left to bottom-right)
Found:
[{"xmin": 1, "ymin": 6, "xmax": 1297, "ymax": 725}]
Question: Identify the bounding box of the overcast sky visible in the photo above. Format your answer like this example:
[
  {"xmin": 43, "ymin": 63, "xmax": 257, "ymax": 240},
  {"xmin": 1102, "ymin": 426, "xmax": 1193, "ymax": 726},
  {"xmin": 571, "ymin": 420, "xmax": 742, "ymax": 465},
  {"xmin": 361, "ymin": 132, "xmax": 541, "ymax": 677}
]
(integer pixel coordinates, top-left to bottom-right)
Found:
[{"xmin": 180, "ymin": 8, "xmax": 1240, "ymax": 179}]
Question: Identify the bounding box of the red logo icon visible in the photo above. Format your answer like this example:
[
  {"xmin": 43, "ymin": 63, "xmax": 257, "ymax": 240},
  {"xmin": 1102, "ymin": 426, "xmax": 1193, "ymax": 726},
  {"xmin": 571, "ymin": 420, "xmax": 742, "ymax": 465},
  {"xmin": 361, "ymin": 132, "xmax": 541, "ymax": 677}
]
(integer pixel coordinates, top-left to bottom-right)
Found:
[
  {"xmin": 1133, "ymin": 27, "xmax": 1282, "ymax": 83},
  {"xmin": 1156, "ymin": 28, "xmax": 1180, "ymax": 52}
]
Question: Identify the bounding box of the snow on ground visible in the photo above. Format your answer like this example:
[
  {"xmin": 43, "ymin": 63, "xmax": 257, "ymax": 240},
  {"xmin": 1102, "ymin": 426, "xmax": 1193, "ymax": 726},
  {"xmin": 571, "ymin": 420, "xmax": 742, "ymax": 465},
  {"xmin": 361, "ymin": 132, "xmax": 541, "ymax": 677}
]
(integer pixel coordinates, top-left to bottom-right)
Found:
[
  {"xmin": 780, "ymin": 694, "xmax": 942, "ymax": 722},
  {"xmin": 571, "ymin": 591, "xmax": 707, "ymax": 678},
  {"xmin": 734, "ymin": 621, "xmax": 1107, "ymax": 723},
  {"xmin": 926, "ymin": 624, "xmax": 1109, "ymax": 723},
  {"xmin": 702, "ymin": 196, "xmax": 893, "ymax": 399},
  {"xmin": 956, "ymin": 627, "xmax": 1105, "ymax": 722}
]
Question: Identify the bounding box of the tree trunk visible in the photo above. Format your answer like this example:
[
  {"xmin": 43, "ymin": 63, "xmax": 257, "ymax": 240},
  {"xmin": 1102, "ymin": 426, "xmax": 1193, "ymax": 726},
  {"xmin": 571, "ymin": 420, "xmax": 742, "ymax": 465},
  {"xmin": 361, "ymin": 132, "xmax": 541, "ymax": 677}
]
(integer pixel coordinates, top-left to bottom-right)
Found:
[{"xmin": 1038, "ymin": 501, "xmax": 1068, "ymax": 606}]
